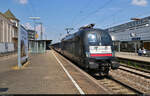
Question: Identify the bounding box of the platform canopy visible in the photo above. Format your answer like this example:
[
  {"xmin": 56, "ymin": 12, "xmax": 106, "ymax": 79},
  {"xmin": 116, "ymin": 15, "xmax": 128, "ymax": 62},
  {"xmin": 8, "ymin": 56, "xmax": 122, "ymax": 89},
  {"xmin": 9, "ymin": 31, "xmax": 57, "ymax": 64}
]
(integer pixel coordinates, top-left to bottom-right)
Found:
[{"xmin": 29, "ymin": 40, "xmax": 52, "ymax": 53}]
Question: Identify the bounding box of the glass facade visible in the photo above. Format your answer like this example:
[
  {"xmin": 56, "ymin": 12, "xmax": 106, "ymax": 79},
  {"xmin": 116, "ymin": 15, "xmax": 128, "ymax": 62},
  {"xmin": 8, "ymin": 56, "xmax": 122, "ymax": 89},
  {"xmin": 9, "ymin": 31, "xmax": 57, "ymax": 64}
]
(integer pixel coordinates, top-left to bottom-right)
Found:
[
  {"xmin": 114, "ymin": 41, "xmax": 143, "ymax": 52},
  {"xmin": 107, "ymin": 16, "xmax": 150, "ymax": 52},
  {"xmin": 29, "ymin": 40, "xmax": 46, "ymax": 53}
]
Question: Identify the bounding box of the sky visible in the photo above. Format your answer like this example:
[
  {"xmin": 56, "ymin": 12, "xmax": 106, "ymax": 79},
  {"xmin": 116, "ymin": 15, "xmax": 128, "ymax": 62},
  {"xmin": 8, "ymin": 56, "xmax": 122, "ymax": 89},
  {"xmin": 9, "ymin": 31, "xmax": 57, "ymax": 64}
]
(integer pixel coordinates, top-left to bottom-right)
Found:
[{"xmin": 0, "ymin": 0, "xmax": 150, "ymax": 43}]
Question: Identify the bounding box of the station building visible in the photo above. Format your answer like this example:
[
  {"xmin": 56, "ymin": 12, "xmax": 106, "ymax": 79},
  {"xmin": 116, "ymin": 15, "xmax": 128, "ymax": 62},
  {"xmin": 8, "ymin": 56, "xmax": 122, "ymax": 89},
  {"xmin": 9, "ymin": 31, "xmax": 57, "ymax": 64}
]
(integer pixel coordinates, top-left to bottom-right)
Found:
[
  {"xmin": 0, "ymin": 10, "xmax": 19, "ymax": 53},
  {"xmin": 106, "ymin": 16, "xmax": 150, "ymax": 53}
]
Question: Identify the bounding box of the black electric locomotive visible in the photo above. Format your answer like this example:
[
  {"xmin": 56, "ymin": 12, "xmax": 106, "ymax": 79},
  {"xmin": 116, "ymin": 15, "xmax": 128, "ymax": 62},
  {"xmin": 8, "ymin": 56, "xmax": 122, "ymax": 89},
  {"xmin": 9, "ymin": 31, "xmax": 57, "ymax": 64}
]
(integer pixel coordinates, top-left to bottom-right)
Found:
[{"xmin": 52, "ymin": 24, "xmax": 119, "ymax": 76}]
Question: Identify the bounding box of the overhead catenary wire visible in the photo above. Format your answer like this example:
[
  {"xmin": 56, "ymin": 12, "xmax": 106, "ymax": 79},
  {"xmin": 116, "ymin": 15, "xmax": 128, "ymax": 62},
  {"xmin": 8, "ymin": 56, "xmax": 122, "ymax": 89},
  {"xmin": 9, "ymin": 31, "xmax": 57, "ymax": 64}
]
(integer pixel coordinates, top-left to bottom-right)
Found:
[
  {"xmin": 100, "ymin": 8, "xmax": 125, "ymax": 28},
  {"xmin": 28, "ymin": 0, "xmax": 46, "ymax": 40},
  {"xmin": 23, "ymin": 1, "xmax": 35, "ymax": 30},
  {"xmin": 24, "ymin": 0, "xmax": 37, "ymax": 29},
  {"xmin": 73, "ymin": 0, "xmax": 113, "ymax": 28},
  {"xmin": 28, "ymin": 0, "xmax": 37, "ymax": 17},
  {"xmin": 102, "ymin": 0, "xmax": 150, "ymax": 28},
  {"xmin": 71, "ymin": 0, "xmax": 94, "ymax": 28},
  {"xmin": 30, "ymin": 0, "xmax": 39, "ymax": 16},
  {"xmin": 99, "ymin": 4, "xmax": 133, "ymax": 28},
  {"xmin": 64, "ymin": 0, "xmax": 93, "ymax": 36}
]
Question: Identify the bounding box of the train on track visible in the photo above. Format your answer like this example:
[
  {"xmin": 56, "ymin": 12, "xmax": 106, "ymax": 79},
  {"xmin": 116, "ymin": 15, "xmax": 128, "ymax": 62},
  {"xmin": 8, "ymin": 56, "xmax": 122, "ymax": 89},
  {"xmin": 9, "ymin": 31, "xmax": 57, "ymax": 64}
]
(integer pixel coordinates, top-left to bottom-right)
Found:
[{"xmin": 51, "ymin": 24, "xmax": 120, "ymax": 76}]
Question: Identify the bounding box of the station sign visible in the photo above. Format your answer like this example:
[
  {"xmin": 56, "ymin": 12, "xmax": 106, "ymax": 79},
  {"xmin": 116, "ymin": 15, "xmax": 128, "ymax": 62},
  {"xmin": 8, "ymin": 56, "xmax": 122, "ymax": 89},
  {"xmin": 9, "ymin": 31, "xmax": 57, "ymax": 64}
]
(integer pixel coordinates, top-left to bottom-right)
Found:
[
  {"xmin": 130, "ymin": 32, "xmax": 141, "ymax": 41},
  {"xmin": 35, "ymin": 33, "xmax": 39, "ymax": 39},
  {"xmin": 132, "ymin": 37, "xmax": 141, "ymax": 41}
]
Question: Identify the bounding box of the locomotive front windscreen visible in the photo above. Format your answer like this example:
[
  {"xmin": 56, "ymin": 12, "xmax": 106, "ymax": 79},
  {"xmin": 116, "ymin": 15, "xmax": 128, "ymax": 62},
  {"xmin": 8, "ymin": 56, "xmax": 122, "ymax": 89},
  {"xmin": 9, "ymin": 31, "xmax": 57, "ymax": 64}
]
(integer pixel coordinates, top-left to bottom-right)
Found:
[
  {"xmin": 88, "ymin": 33, "xmax": 97, "ymax": 43},
  {"xmin": 87, "ymin": 31, "xmax": 112, "ymax": 46},
  {"xmin": 87, "ymin": 31, "xmax": 113, "ymax": 56},
  {"xmin": 87, "ymin": 33, "xmax": 99, "ymax": 46}
]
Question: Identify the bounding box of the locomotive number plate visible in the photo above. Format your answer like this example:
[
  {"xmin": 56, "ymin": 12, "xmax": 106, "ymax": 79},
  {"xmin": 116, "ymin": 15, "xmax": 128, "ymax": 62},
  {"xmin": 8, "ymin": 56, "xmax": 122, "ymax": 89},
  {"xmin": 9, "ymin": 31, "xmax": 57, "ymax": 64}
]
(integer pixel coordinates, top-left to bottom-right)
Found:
[{"xmin": 89, "ymin": 46, "xmax": 112, "ymax": 54}]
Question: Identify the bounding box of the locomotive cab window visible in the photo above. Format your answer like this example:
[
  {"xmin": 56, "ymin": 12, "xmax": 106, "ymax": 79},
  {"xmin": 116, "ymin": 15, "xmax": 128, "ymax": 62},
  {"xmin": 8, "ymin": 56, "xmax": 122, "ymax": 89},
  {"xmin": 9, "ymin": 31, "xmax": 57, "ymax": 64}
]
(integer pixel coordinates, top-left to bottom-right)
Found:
[{"xmin": 88, "ymin": 33, "xmax": 97, "ymax": 43}]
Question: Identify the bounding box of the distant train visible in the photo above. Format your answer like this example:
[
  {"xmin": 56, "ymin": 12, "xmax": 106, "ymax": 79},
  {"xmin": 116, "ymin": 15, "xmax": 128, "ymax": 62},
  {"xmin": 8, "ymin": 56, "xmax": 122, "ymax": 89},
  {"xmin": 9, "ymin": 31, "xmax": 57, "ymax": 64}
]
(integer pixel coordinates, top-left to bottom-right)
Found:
[{"xmin": 51, "ymin": 24, "xmax": 119, "ymax": 76}]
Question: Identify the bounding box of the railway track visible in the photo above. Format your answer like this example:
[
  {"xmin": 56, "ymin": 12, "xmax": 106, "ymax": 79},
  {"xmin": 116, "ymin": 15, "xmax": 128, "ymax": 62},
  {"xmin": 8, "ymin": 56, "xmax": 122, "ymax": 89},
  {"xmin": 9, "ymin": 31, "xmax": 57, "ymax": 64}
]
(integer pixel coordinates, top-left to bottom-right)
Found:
[
  {"xmin": 92, "ymin": 62, "xmax": 150, "ymax": 94},
  {"xmin": 112, "ymin": 58, "xmax": 150, "ymax": 94},
  {"xmin": 85, "ymin": 64, "xmax": 149, "ymax": 94},
  {"xmin": 117, "ymin": 57, "xmax": 150, "ymax": 71},
  {"xmin": 110, "ymin": 69, "xmax": 150, "ymax": 94},
  {"xmin": 119, "ymin": 64, "xmax": 150, "ymax": 79},
  {"xmin": 94, "ymin": 75, "xmax": 143, "ymax": 94},
  {"xmin": 89, "ymin": 62, "xmax": 149, "ymax": 94},
  {"xmin": 120, "ymin": 63, "xmax": 150, "ymax": 73}
]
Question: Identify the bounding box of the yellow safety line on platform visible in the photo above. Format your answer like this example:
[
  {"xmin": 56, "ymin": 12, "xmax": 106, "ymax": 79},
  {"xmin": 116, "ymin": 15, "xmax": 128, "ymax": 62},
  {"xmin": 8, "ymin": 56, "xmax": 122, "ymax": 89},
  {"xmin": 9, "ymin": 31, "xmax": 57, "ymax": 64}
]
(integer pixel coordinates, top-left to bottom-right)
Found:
[{"xmin": 11, "ymin": 61, "xmax": 30, "ymax": 70}]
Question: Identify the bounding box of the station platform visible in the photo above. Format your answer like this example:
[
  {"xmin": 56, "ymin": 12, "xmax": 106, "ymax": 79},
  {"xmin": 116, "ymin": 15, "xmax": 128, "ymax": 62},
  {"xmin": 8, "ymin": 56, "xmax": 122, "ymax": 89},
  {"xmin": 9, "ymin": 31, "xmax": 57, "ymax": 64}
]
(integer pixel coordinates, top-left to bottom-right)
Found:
[
  {"xmin": 115, "ymin": 52, "xmax": 150, "ymax": 63},
  {"xmin": 0, "ymin": 50, "xmax": 106, "ymax": 94}
]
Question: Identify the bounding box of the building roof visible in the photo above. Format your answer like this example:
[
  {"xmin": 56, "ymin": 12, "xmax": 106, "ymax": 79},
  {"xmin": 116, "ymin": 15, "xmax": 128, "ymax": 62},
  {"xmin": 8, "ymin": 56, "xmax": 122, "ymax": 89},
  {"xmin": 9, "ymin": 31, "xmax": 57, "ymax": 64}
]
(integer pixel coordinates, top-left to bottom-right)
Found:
[
  {"xmin": 4, "ymin": 9, "xmax": 19, "ymax": 21},
  {"xmin": 0, "ymin": 11, "xmax": 8, "ymax": 19},
  {"xmin": 107, "ymin": 16, "xmax": 150, "ymax": 32},
  {"xmin": 29, "ymin": 40, "xmax": 52, "ymax": 42},
  {"xmin": 27, "ymin": 29, "xmax": 36, "ymax": 32}
]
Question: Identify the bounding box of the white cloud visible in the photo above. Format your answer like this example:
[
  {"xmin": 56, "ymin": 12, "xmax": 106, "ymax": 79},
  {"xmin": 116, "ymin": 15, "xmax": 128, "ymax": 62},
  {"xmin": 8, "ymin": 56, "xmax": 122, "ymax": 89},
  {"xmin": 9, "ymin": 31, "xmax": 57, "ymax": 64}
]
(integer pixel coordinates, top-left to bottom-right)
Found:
[
  {"xmin": 16, "ymin": 0, "xmax": 28, "ymax": 4},
  {"xmin": 131, "ymin": 0, "xmax": 148, "ymax": 6}
]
